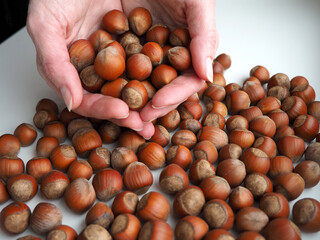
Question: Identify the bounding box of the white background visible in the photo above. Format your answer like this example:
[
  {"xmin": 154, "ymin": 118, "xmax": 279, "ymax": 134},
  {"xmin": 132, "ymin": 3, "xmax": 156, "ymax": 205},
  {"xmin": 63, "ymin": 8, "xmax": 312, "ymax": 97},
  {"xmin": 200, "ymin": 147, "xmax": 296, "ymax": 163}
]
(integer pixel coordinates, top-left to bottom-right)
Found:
[{"xmin": 0, "ymin": 0, "xmax": 320, "ymax": 239}]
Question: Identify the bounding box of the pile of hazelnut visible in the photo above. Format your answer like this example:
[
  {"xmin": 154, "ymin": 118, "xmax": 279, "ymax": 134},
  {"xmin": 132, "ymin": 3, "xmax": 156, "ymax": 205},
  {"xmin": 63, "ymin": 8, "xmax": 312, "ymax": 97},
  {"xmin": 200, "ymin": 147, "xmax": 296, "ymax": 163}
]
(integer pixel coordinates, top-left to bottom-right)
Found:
[{"xmin": 1, "ymin": 6, "xmax": 320, "ymax": 240}]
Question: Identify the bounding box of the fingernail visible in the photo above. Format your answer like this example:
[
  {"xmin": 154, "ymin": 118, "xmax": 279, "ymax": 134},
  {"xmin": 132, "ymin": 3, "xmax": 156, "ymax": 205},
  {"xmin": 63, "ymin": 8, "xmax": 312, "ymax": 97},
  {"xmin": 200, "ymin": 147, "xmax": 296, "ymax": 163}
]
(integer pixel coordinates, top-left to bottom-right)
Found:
[
  {"xmin": 206, "ymin": 57, "xmax": 213, "ymax": 82},
  {"xmin": 60, "ymin": 86, "xmax": 72, "ymax": 111},
  {"xmin": 151, "ymin": 105, "xmax": 167, "ymax": 109},
  {"xmin": 144, "ymin": 137, "xmax": 151, "ymax": 140},
  {"xmin": 117, "ymin": 113, "xmax": 130, "ymax": 119},
  {"xmin": 143, "ymin": 119, "xmax": 156, "ymax": 124},
  {"xmin": 132, "ymin": 127, "xmax": 144, "ymax": 132}
]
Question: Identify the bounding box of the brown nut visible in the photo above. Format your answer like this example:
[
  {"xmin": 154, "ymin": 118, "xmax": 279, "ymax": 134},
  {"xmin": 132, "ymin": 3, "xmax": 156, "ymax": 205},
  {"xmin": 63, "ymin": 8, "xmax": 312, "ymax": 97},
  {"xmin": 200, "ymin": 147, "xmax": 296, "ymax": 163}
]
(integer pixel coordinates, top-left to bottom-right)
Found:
[
  {"xmin": 85, "ymin": 202, "xmax": 114, "ymax": 229},
  {"xmin": 171, "ymin": 129, "xmax": 197, "ymax": 149},
  {"xmin": 273, "ymin": 172, "xmax": 305, "ymax": 201},
  {"xmin": 64, "ymin": 178, "xmax": 96, "ymax": 213},
  {"xmin": 216, "ymin": 159, "xmax": 246, "ymax": 188},
  {"xmin": 112, "ymin": 191, "xmax": 139, "ymax": 216},
  {"xmin": 259, "ymin": 192, "xmax": 290, "ymax": 219},
  {"xmin": 126, "ymin": 53, "xmax": 152, "ymax": 80},
  {"xmin": 235, "ymin": 207, "xmax": 269, "ymax": 232},
  {"xmin": 292, "ymin": 198, "xmax": 320, "ymax": 232},
  {"xmin": 30, "ymin": 202, "xmax": 63, "ymax": 234},
  {"xmin": 244, "ymin": 173, "xmax": 273, "ymax": 199},
  {"xmin": 199, "ymin": 175, "xmax": 231, "ymax": 201},
  {"xmin": 0, "ymin": 201, "xmax": 31, "ymax": 234},
  {"xmin": 138, "ymin": 142, "xmax": 166, "ymax": 169},
  {"xmin": 159, "ymin": 164, "xmax": 189, "ymax": 194},
  {"xmin": 136, "ymin": 191, "xmax": 170, "ymax": 221},
  {"xmin": 146, "ymin": 24, "xmax": 170, "ymax": 47},
  {"xmin": 92, "ymin": 168, "xmax": 123, "ymax": 201},
  {"xmin": 228, "ymin": 186, "xmax": 254, "ymax": 211},
  {"xmin": 173, "ymin": 186, "xmax": 205, "ymax": 217},
  {"xmin": 40, "ymin": 170, "xmax": 69, "ymax": 199},
  {"xmin": 102, "ymin": 9, "xmax": 129, "ymax": 34},
  {"xmin": 14, "ymin": 123, "xmax": 37, "ymax": 147},
  {"xmin": 294, "ymin": 160, "xmax": 320, "ymax": 188},
  {"xmin": 203, "ymin": 199, "xmax": 234, "ymax": 230},
  {"xmin": 123, "ymin": 162, "xmax": 153, "ymax": 195},
  {"xmin": 193, "ymin": 140, "xmax": 218, "ymax": 164},
  {"xmin": 0, "ymin": 134, "xmax": 21, "ymax": 157},
  {"xmin": 128, "ymin": 7, "xmax": 152, "ymax": 36},
  {"xmin": 174, "ymin": 216, "xmax": 208, "ymax": 240},
  {"xmin": 197, "ymin": 126, "xmax": 228, "ymax": 150},
  {"xmin": 250, "ymin": 65, "xmax": 270, "ymax": 84},
  {"xmin": 110, "ymin": 213, "xmax": 141, "ymax": 240},
  {"xmin": 139, "ymin": 220, "xmax": 173, "ymax": 240},
  {"xmin": 111, "ymin": 147, "xmax": 137, "ymax": 173},
  {"xmin": 262, "ymin": 218, "xmax": 301, "ymax": 240}
]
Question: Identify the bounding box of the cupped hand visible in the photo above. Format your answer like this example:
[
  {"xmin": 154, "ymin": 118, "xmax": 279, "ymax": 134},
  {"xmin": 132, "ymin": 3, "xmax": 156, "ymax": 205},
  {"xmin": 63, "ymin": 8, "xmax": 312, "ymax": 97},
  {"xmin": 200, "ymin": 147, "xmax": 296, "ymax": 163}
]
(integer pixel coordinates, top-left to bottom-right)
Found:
[
  {"xmin": 122, "ymin": 0, "xmax": 218, "ymax": 123},
  {"xmin": 27, "ymin": 0, "xmax": 218, "ymax": 139}
]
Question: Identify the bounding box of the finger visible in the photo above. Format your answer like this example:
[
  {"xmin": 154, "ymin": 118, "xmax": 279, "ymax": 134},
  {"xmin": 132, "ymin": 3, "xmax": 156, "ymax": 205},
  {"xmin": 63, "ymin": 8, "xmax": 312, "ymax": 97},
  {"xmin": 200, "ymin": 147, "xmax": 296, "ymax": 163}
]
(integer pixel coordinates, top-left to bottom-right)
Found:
[
  {"xmin": 27, "ymin": 6, "xmax": 83, "ymax": 111},
  {"xmin": 150, "ymin": 71, "xmax": 205, "ymax": 108},
  {"xmin": 136, "ymin": 122, "xmax": 155, "ymax": 140},
  {"xmin": 140, "ymin": 102, "xmax": 180, "ymax": 123},
  {"xmin": 111, "ymin": 110, "xmax": 145, "ymax": 132},
  {"xmin": 186, "ymin": 0, "xmax": 218, "ymax": 82},
  {"xmin": 74, "ymin": 92, "xmax": 130, "ymax": 120}
]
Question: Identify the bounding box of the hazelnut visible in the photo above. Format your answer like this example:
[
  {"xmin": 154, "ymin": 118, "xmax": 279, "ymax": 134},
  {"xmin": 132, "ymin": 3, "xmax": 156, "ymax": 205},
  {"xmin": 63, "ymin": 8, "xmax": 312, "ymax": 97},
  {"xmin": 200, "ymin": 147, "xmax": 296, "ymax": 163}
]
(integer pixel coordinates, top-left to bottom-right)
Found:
[
  {"xmin": 250, "ymin": 65, "xmax": 270, "ymax": 84},
  {"xmin": 175, "ymin": 216, "xmax": 208, "ymax": 240},
  {"xmin": 92, "ymin": 168, "xmax": 123, "ymax": 201},
  {"xmin": 40, "ymin": 170, "xmax": 69, "ymax": 199},
  {"xmin": 64, "ymin": 178, "xmax": 96, "ymax": 213},
  {"xmin": 94, "ymin": 45, "xmax": 125, "ymax": 81},
  {"xmin": 228, "ymin": 186, "xmax": 254, "ymax": 211},
  {"xmin": 166, "ymin": 145, "xmax": 192, "ymax": 170},
  {"xmin": 126, "ymin": 53, "xmax": 152, "ymax": 80},
  {"xmin": 136, "ymin": 191, "xmax": 170, "ymax": 221},
  {"xmin": 123, "ymin": 162, "xmax": 153, "ymax": 195},
  {"xmin": 88, "ymin": 146, "xmax": 111, "ymax": 172},
  {"xmin": 121, "ymin": 80, "xmax": 148, "ymax": 110},
  {"xmin": 235, "ymin": 207, "xmax": 269, "ymax": 232},
  {"xmin": 110, "ymin": 213, "xmax": 141, "ymax": 240},
  {"xmin": 203, "ymin": 199, "xmax": 234, "ymax": 230},
  {"xmin": 139, "ymin": 220, "xmax": 173, "ymax": 240},
  {"xmin": 146, "ymin": 24, "xmax": 170, "ymax": 47},
  {"xmin": 128, "ymin": 7, "xmax": 152, "ymax": 36},
  {"xmin": 14, "ymin": 123, "xmax": 37, "ymax": 147},
  {"xmin": 159, "ymin": 163, "xmax": 189, "ymax": 194},
  {"xmin": 78, "ymin": 224, "xmax": 112, "ymax": 240},
  {"xmin": 173, "ymin": 186, "xmax": 205, "ymax": 217},
  {"xmin": 112, "ymin": 191, "xmax": 139, "ymax": 216},
  {"xmin": 0, "ymin": 201, "xmax": 31, "ymax": 234},
  {"xmin": 30, "ymin": 202, "xmax": 63, "ymax": 234},
  {"xmin": 263, "ymin": 218, "xmax": 301, "ymax": 240},
  {"xmin": 199, "ymin": 176, "xmax": 231, "ymax": 201},
  {"xmin": 0, "ymin": 133, "xmax": 21, "ymax": 157},
  {"xmin": 102, "ymin": 9, "xmax": 129, "ymax": 34},
  {"xmin": 85, "ymin": 202, "xmax": 114, "ymax": 229},
  {"xmin": 259, "ymin": 192, "xmax": 290, "ymax": 219},
  {"xmin": 292, "ymin": 198, "xmax": 320, "ymax": 232},
  {"xmin": 69, "ymin": 39, "xmax": 95, "ymax": 72}
]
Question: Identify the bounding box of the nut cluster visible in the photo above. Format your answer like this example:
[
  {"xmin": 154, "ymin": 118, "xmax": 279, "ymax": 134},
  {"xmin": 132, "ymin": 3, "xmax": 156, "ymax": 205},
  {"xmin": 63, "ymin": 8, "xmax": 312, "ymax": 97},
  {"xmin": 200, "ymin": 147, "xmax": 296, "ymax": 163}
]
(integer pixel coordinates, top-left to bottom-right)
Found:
[
  {"xmin": 69, "ymin": 7, "xmax": 192, "ymax": 112},
  {"xmin": 1, "ymin": 6, "xmax": 320, "ymax": 240}
]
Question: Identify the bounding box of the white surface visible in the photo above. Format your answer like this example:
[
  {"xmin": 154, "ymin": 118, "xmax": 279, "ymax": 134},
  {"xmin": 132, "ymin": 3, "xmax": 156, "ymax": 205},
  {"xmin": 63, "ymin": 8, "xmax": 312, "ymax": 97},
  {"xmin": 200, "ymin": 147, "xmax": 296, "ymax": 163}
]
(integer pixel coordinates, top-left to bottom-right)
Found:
[{"xmin": 0, "ymin": 0, "xmax": 320, "ymax": 239}]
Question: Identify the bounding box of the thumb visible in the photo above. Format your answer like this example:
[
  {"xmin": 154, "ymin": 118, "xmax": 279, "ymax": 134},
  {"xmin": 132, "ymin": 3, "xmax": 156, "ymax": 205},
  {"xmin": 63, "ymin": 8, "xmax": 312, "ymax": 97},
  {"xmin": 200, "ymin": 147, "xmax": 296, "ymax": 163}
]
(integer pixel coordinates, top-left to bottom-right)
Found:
[
  {"xmin": 186, "ymin": 0, "xmax": 218, "ymax": 82},
  {"xmin": 27, "ymin": 16, "xmax": 83, "ymax": 111}
]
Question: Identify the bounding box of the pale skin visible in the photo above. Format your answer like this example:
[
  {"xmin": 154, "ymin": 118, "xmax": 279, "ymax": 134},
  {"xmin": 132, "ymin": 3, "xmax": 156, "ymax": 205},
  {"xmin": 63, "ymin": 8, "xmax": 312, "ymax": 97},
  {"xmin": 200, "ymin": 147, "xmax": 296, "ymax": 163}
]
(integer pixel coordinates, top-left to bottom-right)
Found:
[{"xmin": 27, "ymin": 0, "xmax": 218, "ymax": 138}]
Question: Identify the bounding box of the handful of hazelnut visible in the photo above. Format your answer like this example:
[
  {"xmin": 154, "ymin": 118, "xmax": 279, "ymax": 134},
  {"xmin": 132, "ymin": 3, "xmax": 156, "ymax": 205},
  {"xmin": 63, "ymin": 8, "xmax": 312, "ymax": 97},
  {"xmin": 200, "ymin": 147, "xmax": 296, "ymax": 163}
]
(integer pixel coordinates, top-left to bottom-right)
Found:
[{"xmin": 69, "ymin": 7, "xmax": 192, "ymax": 111}]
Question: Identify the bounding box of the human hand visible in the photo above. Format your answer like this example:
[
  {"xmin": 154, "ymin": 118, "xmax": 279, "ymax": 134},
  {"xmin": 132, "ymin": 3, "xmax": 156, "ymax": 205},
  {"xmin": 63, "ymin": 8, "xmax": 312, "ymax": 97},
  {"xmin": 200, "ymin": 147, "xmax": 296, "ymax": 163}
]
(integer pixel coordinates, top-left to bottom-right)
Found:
[
  {"xmin": 27, "ymin": 0, "xmax": 218, "ymax": 139},
  {"xmin": 26, "ymin": 0, "xmax": 154, "ymax": 138},
  {"xmin": 122, "ymin": 0, "xmax": 218, "ymax": 124}
]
